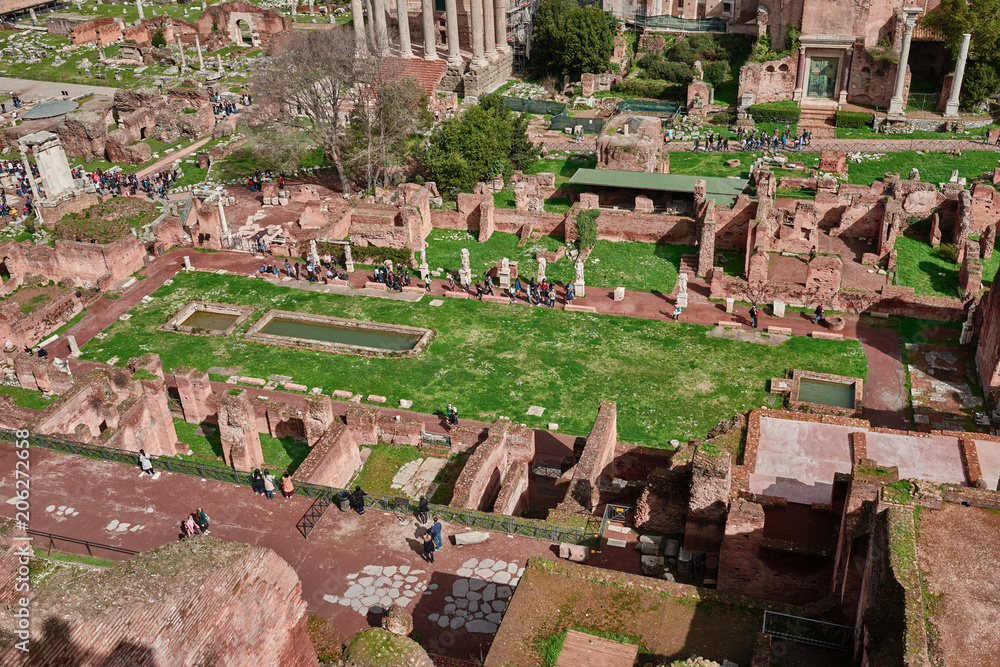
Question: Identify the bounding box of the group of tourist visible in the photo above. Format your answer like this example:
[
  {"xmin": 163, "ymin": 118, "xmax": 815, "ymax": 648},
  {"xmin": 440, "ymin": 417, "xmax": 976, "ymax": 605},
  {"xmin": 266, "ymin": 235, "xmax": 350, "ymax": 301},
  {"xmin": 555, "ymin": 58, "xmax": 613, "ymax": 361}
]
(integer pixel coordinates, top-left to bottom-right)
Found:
[
  {"xmin": 421, "ymin": 512, "xmax": 444, "ymax": 563},
  {"xmin": 249, "ymin": 468, "xmax": 294, "ymax": 498},
  {"xmin": 691, "ymin": 127, "xmax": 813, "ymax": 153},
  {"xmin": 374, "ymin": 264, "xmax": 412, "ymax": 291},
  {"xmin": 244, "ymin": 169, "xmax": 286, "ymax": 193},
  {"xmin": 181, "ymin": 508, "xmax": 211, "ymax": 538},
  {"xmin": 86, "ymin": 167, "xmax": 178, "ymax": 200}
]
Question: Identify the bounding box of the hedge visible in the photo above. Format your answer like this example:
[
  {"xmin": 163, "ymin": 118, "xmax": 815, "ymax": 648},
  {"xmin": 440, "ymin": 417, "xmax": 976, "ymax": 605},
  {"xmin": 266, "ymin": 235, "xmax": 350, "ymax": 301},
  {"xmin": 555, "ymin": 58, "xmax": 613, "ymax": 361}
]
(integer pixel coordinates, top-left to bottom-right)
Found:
[
  {"xmin": 316, "ymin": 242, "xmax": 414, "ymax": 268},
  {"xmin": 835, "ymin": 110, "xmax": 875, "ymax": 128},
  {"xmin": 615, "ymin": 79, "xmax": 683, "ymax": 100},
  {"xmin": 746, "ymin": 100, "xmax": 800, "ymax": 124}
]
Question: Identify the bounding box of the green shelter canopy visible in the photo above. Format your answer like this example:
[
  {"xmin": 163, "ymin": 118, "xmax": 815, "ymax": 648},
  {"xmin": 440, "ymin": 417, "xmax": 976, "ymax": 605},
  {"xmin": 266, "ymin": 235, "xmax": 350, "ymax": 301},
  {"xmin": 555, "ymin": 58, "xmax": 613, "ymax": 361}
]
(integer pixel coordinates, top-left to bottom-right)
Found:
[{"xmin": 568, "ymin": 169, "xmax": 749, "ymax": 207}]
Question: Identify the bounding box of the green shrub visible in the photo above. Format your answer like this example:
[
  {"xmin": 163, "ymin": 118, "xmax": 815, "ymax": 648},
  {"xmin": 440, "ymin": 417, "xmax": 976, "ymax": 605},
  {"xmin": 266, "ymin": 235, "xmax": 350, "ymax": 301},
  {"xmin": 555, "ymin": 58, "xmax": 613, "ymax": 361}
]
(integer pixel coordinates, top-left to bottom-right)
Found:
[
  {"xmin": 711, "ymin": 111, "xmax": 734, "ymax": 126},
  {"xmin": 615, "ymin": 78, "xmax": 681, "ymax": 100},
  {"xmin": 151, "ymin": 30, "xmax": 166, "ymax": 48},
  {"xmin": 747, "ymin": 100, "xmax": 801, "ymax": 124},
  {"xmin": 703, "ymin": 60, "xmax": 730, "ymax": 88},
  {"xmin": 575, "ymin": 209, "xmax": 599, "ymax": 250},
  {"xmin": 316, "ymin": 242, "xmax": 413, "ymax": 268},
  {"xmin": 937, "ymin": 243, "xmax": 959, "ymax": 263},
  {"xmin": 836, "ymin": 110, "xmax": 875, "ymax": 128}
]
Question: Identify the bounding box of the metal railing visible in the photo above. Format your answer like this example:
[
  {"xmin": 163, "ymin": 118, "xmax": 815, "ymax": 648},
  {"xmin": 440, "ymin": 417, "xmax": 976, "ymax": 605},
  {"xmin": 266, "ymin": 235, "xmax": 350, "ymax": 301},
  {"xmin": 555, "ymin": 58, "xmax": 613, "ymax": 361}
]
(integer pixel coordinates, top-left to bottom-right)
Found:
[
  {"xmin": 660, "ymin": 137, "xmax": 1000, "ymax": 153},
  {"xmin": 166, "ymin": 396, "xmax": 183, "ymax": 413},
  {"xmin": 297, "ymin": 495, "xmax": 332, "ymax": 538},
  {"xmin": 762, "ymin": 611, "xmax": 854, "ymax": 651},
  {"xmin": 2, "ymin": 429, "xmax": 602, "ymax": 548},
  {"xmin": 27, "ymin": 529, "xmax": 138, "ymax": 560},
  {"xmin": 633, "ymin": 13, "xmax": 727, "ymax": 32}
]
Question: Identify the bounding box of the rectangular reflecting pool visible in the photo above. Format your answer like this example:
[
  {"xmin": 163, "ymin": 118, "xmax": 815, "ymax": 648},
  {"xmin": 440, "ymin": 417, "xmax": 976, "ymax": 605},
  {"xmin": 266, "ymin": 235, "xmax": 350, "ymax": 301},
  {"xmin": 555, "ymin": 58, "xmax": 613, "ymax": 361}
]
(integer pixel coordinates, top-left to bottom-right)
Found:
[
  {"xmin": 260, "ymin": 318, "xmax": 420, "ymax": 351},
  {"xmin": 797, "ymin": 377, "xmax": 856, "ymax": 409},
  {"xmin": 245, "ymin": 310, "xmax": 433, "ymax": 357},
  {"xmin": 181, "ymin": 311, "xmax": 240, "ymax": 331}
]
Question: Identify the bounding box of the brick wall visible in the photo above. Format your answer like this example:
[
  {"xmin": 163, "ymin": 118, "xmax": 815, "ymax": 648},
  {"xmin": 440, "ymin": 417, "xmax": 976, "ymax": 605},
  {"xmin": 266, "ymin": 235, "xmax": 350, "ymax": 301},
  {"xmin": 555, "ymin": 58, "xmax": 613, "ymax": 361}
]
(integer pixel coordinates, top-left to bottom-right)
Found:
[
  {"xmin": 450, "ymin": 434, "xmax": 508, "ymax": 511},
  {"xmin": 293, "ymin": 420, "xmax": 360, "ymax": 489},
  {"xmin": 493, "ymin": 461, "xmax": 528, "ymax": 516},
  {"xmin": 0, "ymin": 539, "xmax": 318, "ymax": 666},
  {"xmin": 173, "ymin": 366, "xmax": 213, "ymax": 425},
  {"xmin": 557, "ymin": 401, "xmax": 617, "ymax": 513},
  {"xmin": 213, "ymin": 388, "xmax": 264, "ymax": 471}
]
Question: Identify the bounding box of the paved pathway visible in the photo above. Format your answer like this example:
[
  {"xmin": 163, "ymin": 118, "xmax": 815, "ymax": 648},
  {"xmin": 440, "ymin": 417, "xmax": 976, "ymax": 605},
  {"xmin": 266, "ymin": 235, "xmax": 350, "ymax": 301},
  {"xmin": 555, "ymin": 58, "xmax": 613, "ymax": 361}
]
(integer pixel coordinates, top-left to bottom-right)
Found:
[
  {"xmin": 136, "ymin": 136, "xmax": 213, "ymax": 178},
  {"xmin": 0, "ymin": 76, "xmax": 120, "ymax": 102},
  {"xmin": 660, "ymin": 137, "xmax": 1000, "ymax": 153},
  {"xmin": 0, "ymin": 443, "xmax": 639, "ymax": 661}
]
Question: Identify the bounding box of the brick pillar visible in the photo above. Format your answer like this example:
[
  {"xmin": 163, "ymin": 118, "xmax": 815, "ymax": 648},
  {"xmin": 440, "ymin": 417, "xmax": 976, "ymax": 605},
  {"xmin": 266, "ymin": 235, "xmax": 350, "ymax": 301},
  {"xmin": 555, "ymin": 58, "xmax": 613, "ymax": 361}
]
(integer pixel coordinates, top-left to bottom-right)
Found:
[
  {"xmin": 138, "ymin": 377, "xmax": 178, "ymax": 456},
  {"xmin": 696, "ymin": 199, "xmax": 716, "ymax": 277},
  {"xmin": 13, "ymin": 354, "xmax": 37, "ymax": 391},
  {"xmin": 304, "ymin": 394, "xmax": 335, "ymax": 445},
  {"xmin": 346, "ymin": 406, "xmax": 379, "ymax": 445},
  {"xmin": 215, "ymin": 388, "xmax": 264, "ymax": 471},
  {"xmin": 174, "ymin": 366, "xmax": 214, "ymax": 425},
  {"xmin": 478, "ymin": 194, "xmax": 495, "ymax": 242}
]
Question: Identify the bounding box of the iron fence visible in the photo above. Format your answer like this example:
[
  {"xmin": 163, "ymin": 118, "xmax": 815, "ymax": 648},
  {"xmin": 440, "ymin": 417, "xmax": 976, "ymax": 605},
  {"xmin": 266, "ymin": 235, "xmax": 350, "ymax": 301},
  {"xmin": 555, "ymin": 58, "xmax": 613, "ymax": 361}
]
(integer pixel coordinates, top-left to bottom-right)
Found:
[
  {"xmin": 166, "ymin": 396, "xmax": 183, "ymax": 413},
  {"xmin": 762, "ymin": 611, "xmax": 854, "ymax": 651},
  {"xmin": 27, "ymin": 529, "xmax": 138, "ymax": 560},
  {"xmin": 659, "ymin": 137, "xmax": 1000, "ymax": 153},
  {"xmin": 533, "ymin": 139, "xmax": 599, "ymax": 156},
  {"xmin": 2, "ymin": 429, "xmax": 602, "ymax": 548},
  {"xmin": 906, "ymin": 92, "xmax": 940, "ymax": 112}
]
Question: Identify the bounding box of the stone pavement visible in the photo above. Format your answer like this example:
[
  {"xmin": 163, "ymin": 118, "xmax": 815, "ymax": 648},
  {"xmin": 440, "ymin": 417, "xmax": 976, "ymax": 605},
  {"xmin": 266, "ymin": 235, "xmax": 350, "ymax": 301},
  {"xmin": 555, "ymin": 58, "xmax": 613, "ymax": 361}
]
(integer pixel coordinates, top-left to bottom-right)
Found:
[
  {"xmin": 136, "ymin": 135, "xmax": 212, "ymax": 178},
  {"xmin": 0, "ymin": 443, "xmax": 639, "ymax": 661},
  {"xmin": 0, "ymin": 76, "xmax": 120, "ymax": 103}
]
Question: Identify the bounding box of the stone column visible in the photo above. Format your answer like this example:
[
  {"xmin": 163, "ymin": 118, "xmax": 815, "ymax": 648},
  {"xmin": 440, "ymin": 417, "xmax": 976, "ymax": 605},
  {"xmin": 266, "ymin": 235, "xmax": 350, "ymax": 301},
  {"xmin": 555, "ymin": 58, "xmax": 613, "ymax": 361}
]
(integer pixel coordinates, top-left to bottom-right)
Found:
[
  {"xmin": 944, "ymin": 32, "xmax": 972, "ymax": 118},
  {"xmin": 177, "ymin": 35, "xmax": 187, "ymax": 72},
  {"xmin": 19, "ymin": 150, "xmax": 39, "ymax": 200},
  {"xmin": 494, "ymin": 0, "xmax": 507, "ymax": 53},
  {"xmin": 351, "ymin": 0, "xmax": 367, "ymax": 52},
  {"xmin": 396, "ymin": 0, "xmax": 413, "ymax": 58},
  {"xmin": 445, "ymin": 0, "xmax": 462, "ymax": 67},
  {"xmin": 793, "ymin": 47, "xmax": 805, "ymax": 101},
  {"xmin": 887, "ymin": 7, "xmax": 922, "ymax": 117},
  {"xmin": 218, "ymin": 199, "xmax": 230, "ymax": 240},
  {"xmin": 421, "ymin": 0, "xmax": 436, "ymax": 60},
  {"xmin": 217, "ymin": 53, "xmax": 224, "ymax": 72},
  {"xmin": 470, "ymin": 0, "xmax": 486, "ymax": 67},
  {"xmin": 195, "ymin": 35, "xmax": 205, "ymax": 70},
  {"xmin": 483, "ymin": 0, "xmax": 496, "ymax": 59},
  {"xmin": 372, "ymin": 0, "xmax": 389, "ymax": 52},
  {"xmin": 362, "ymin": 0, "xmax": 377, "ymax": 49},
  {"xmin": 136, "ymin": 0, "xmax": 144, "ymax": 20},
  {"xmin": 838, "ymin": 48, "xmax": 852, "ymax": 104}
]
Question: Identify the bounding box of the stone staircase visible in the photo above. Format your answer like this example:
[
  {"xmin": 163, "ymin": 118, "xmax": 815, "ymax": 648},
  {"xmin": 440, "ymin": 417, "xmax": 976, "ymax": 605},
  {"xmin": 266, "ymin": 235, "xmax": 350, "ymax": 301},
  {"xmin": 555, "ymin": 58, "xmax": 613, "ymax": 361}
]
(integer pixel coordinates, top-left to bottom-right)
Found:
[{"xmin": 799, "ymin": 101, "xmax": 838, "ymax": 139}]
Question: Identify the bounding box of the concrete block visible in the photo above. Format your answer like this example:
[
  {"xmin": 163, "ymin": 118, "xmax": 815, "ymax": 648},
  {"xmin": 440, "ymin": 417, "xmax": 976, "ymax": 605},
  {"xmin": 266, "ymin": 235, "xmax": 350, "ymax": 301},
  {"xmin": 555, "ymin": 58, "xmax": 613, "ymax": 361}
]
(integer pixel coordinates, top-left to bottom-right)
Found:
[
  {"xmin": 614, "ymin": 287, "xmax": 625, "ymax": 301},
  {"xmin": 767, "ymin": 326, "xmax": 792, "ymax": 335},
  {"xmin": 454, "ymin": 531, "xmax": 490, "ymax": 545}
]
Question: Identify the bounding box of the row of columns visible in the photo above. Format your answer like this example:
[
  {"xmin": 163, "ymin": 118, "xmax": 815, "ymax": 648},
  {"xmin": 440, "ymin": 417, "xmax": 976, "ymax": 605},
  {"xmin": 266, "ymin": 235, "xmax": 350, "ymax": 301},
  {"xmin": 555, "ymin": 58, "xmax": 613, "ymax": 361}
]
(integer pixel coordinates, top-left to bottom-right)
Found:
[{"xmin": 352, "ymin": 0, "xmax": 507, "ymax": 65}]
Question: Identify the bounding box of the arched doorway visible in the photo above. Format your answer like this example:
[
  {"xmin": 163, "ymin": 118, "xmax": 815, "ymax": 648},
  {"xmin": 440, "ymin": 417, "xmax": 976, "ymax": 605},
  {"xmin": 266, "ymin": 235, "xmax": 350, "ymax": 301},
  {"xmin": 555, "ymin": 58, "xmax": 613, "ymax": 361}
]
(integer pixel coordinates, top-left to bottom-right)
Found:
[{"xmin": 236, "ymin": 20, "xmax": 253, "ymax": 46}]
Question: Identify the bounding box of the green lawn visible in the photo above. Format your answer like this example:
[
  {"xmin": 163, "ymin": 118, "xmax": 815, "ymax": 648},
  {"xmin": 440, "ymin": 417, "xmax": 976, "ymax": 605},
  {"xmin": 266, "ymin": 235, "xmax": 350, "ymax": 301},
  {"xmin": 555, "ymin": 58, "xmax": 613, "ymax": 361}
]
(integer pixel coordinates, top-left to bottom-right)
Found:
[
  {"xmin": 82, "ymin": 271, "xmax": 868, "ymax": 446},
  {"xmin": 835, "ymin": 125, "xmax": 999, "ymax": 140},
  {"xmin": 349, "ymin": 443, "xmax": 424, "ymax": 495},
  {"xmin": 845, "ymin": 151, "xmax": 1000, "ymax": 185},
  {"xmin": 424, "ymin": 228, "xmax": 691, "ymax": 293},
  {"xmin": 173, "ymin": 418, "xmax": 311, "ymax": 473},
  {"xmin": 0, "ymin": 385, "xmax": 55, "ymax": 410}
]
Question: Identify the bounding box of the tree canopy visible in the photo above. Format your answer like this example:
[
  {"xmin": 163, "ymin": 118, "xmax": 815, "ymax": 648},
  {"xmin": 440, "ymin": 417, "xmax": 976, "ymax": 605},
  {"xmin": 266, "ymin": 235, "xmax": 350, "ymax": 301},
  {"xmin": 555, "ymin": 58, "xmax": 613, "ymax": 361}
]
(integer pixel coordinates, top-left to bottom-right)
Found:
[
  {"xmin": 422, "ymin": 93, "xmax": 534, "ymax": 197},
  {"xmin": 530, "ymin": 0, "xmax": 616, "ymax": 78},
  {"xmin": 924, "ymin": 0, "xmax": 1000, "ymax": 108}
]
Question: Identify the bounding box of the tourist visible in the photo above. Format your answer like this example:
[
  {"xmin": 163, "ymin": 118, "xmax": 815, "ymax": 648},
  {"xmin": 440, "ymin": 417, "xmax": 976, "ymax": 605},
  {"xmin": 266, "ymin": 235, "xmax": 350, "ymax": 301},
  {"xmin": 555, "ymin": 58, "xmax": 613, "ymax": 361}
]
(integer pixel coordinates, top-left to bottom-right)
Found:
[
  {"xmin": 251, "ymin": 468, "xmax": 265, "ymax": 496},
  {"xmin": 183, "ymin": 514, "xmax": 200, "ymax": 538},
  {"xmin": 262, "ymin": 469, "xmax": 276, "ymax": 500},
  {"xmin": 673, "ymin": 305, "xmax": 682, "ymax": 321},
  {"xmin": 474, "ymin": 281, "xmax": 484, "ymax": 299},
  {"xmin": 749, "ymin": 305, "xmax": 759, "ymax": 329},
  {"xmin": 418, "ymin": 495, "xmax": 429, "ymax": 525},
  {"xmin": 566, "ymin": 283, "xmax": 575, "ymax": 304},
  {"xmin": 986, "ymin": 129, "xmax": 993, "ymax": 145},
  {"xmin": 448, "ymin": 276, "xmax": 456, "ymax": 292},
  {"xmin": 485, "ymin": 276, "xmax": 495, "ymax": 296},
  {"xmin": 514, "ymin": 277, "xmax": 521, "ymax": 300},
  {"xmin": 813, "ymin": 304, "xmax": 824, "ymax": 324},
  {"xmin": 138, "ymin": 449, "xmax": 154, "ymax": 476},
  {"xmin": 422, "ymin": 533, "xmax": 436, "ymax": 563},
  {"xmin": 281, "ymin": 471, "xmax": 294, "ymax": 498},
  {"xmin": 351, "ymin": 485, "xmax": 367, "ymax": 514},
  {"xmin": 693, "ymin": 138, "xmax": 700, "ymax": 152},
  {"xmin": 195, "ymin": 508, "xmax": 210, "ymax": 534},
  {"xmin": 446, "ymin": 403, "xmax": 458, "ymax": 426},
  {"xmin": 547, "ymin": 286, "xmax": 556, "ymax": 307},
  {"xmin": 259, "ymin": 264, "xmax": 267, "ymax": 274},
  {"xmin": 508, "ymin": 287, "xmax": 515, "ymax": 303},
  {"xmin": 430, "ymin": 517, "xmax": 443, "ymax": 550},
  {"xmin": 284, "ymin": 260, "xmax": 291, "ymax": 277}
]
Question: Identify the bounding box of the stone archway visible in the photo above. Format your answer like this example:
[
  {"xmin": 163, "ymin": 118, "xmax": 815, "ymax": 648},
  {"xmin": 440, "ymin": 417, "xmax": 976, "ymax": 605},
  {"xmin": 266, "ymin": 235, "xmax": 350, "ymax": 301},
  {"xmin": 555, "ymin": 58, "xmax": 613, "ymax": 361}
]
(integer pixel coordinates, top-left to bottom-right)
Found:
[{"xmin": 236, "ymin": 19, "xmax": 253, "ymax": 46}]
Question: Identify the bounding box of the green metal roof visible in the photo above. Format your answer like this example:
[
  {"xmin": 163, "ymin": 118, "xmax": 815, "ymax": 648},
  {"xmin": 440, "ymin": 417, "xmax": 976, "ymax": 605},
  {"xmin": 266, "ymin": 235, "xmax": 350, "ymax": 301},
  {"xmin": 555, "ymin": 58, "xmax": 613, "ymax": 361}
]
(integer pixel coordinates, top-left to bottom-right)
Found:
[{"xmin": 568, "ymin": 168, "xmax": 749, "ymax": 207}]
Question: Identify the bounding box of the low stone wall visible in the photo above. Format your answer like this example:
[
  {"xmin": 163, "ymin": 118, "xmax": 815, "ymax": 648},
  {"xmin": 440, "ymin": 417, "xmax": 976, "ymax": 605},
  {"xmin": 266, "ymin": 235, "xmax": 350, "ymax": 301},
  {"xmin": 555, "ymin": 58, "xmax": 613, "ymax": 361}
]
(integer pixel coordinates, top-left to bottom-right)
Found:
[{"xmin": 293, "ymin": 420, "xmax": 359, "ymax": 489}]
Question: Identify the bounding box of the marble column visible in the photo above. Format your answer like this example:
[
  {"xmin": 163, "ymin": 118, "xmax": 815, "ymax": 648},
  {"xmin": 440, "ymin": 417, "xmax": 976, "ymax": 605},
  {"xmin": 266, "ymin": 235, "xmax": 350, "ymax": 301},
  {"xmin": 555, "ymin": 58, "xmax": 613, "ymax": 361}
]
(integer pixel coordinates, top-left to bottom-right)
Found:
[
  {"xmin": 494, "ymin": 0, "xmax": 507, "ymax": 54},
  {"xmin": 470, "ymin": 0, "xmax": 486, "ymax": 67},
  {"xmin": 792, "ymin": 47, "xmax": 805, "ymax": 101},
  {"xmin": 195, "ymin": 35, "xmax": 204, "ymax": 70},
  {"xmin": 136, "ymin": 0, "xmax": 144, "ymax": 20},
  {"xmin": 838, "ymin": 48, "xmax": 852, "ymax": 104},
  {"xmin": 362, "ymin": 0, "xmax": 377, "ymax": 49},
  {"xmin": 887, "ymin": 7, "xmax": 921, "ymax": 116},
  {"xmin": 483, "ymin": 0, "xmax": 496, "ymax": 59},
  {"xmin": 396, "ymin": 0, "xmax": 413, "ymax": 57},
  {"xmin": 422, "ymin": 0, "xmax": 437, "ymax": 60},
  {"xmin": 372, "ymin": 0, "xmax": 389, "ymax": 52},
  {"xmin": 351, "ymin": 0, "xmax": 367, "ymax": 53},
  {"xmin": 177, "ymin": 35, "xmax": 187, "ymax": 72},
  {"xmin": 445, "ymin": 0, "xmax": 462, "ymax": 67},
  {"xmin": 944, "ymin": 32, "xmax": 971, "ymax": 118}
]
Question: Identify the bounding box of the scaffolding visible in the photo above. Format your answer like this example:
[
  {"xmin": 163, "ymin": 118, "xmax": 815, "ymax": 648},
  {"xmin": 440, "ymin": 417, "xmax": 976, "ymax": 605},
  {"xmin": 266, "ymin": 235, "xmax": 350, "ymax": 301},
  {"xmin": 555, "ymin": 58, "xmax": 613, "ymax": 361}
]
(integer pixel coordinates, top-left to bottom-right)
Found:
[{"xmin": 507, "ymin": 0, "xmax": 539, "ymax": 75}]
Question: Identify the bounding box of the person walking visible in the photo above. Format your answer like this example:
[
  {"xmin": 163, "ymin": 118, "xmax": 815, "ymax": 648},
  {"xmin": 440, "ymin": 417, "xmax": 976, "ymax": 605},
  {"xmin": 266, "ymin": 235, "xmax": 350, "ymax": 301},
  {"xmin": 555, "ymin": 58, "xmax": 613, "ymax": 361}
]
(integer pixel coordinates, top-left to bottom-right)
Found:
[
  {"xmin": 422, "ymin": 533, "xmax": 436, "ymax": 563},
  {"xmin": 749, "ymin": 305, "xmax": 759, "ymax": 329},
  {"xmin": 195, "ymin": 507, "xmax": 210, "ymax": 534},
  {"xmin": 252, "ymin": 469, "xmax": 264, "ymax": 496},
  {"xmin": 673, "ymin": 305, "xmax": 682, "ymax": 321},
  {"xmin": 262, "ymin": 469, "xmax": 276, "ymax": 500},
  {"xmin": 138, "ymin": 449, "xmax": 154, "ymax": 477},
  {"xmin": 430, "ymin": 517, "xmax": 443, "ymax": 550},
  {"xmin": 281, "ymin": 472, "xmax": 294, "ymax": 498},
  {"xmin": 813, "ymin": 304, "xmax": 824, "ymax": 324},
  {"xmin": 351, "ymin": 485, "xmax": 367, "ymax": 514},
  {"xmin": 418, "ymin": 495, "xmax": 430, "ymax": 524},
  {"xmin": 184, "ymin": 514, "xmax": 200, "ymax": 538}
]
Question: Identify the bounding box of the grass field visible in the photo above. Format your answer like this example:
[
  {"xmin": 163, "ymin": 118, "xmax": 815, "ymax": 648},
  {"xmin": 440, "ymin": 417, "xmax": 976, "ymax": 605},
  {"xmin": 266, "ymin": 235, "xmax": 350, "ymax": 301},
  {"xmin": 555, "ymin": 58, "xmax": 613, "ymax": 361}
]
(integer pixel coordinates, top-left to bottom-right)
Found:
[
  {"xmin": 0, "ymin": 385, "xmax": 55, "ymax": 410},
  {"xmin": 173, "ymin": 418, "xmax": 310, "ymax": 472},
  {"xmin": 894, "ymin": 220, "xmax": 1000, "ymax": 297},
  {"xmin": 81, "ymin": 271, "xmax": 868, "ymax": 447}
]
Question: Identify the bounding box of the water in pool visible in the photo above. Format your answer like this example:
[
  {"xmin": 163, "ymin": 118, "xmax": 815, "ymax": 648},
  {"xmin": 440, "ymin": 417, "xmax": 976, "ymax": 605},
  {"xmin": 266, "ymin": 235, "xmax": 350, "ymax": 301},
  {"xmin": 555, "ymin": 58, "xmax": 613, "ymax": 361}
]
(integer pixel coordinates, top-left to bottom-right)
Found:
[
  {"xmin": 261, "ymin": 318, "xmax": 419, "ymax": 351},
  {"xmin": 798, "ymin": 377, "xmax": 855, "ymax": 409},
  {"xmin": 181, "ymin": 311, "xmax": 239, "ymax": 331}
]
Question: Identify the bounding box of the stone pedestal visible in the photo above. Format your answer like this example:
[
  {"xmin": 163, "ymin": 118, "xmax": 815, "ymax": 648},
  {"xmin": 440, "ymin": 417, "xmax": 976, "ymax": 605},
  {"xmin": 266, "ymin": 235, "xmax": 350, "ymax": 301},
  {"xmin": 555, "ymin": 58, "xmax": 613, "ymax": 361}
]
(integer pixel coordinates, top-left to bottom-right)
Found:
[
  {"xmin": 725, "ymin": 297, "xmax": 735, "ymax": 314},
  {"xmin": 575, "ymin": 281, "xmax": 585, "ymax": 298},
  {"xmin": 67, "ymin": 335, "xmax": 81, "ymax": 358},
  {"xmin": 773, "ymin": 300, "xmax": 785, "ymax": 318},
  {"xmin": 676, "ymin": 292, "xmax": 687, "ymax": 308},
  {"xmin": 458, "ymin": 268, "xmax": 471, "ymax": 287},
  {"xmin": 419, "ymin": 263, "xmax": 429, "ymax": 281},
  {"xmin": 183, "ymin": 255, "xmax": 192, "ymax": 270},
  {"xmin": 498, "ymin": 269, "xmax": 510, "ymax": 289},
  {"xmin": 614, "ymin": 287, "xmax": 625, "ymax": 301}
]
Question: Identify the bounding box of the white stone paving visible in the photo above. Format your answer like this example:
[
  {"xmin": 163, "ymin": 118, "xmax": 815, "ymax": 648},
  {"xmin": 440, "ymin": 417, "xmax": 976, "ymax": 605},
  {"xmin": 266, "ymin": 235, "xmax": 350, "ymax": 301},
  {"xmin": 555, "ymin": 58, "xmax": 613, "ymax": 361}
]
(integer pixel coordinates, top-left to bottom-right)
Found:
[{"xmin": 322, "ymin": 558, "xmax": 525, "ymax": 634}]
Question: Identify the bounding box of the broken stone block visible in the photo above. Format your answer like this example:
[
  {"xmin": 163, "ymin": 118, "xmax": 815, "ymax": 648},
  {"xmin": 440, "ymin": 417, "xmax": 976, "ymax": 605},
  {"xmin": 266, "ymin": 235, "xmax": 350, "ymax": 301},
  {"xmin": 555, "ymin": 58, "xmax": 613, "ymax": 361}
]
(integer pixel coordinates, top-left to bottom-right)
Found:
[
  {"xmin": 454, "ymin": 531, "xmax": 490, "ymax": 545},
  {"xmin": 558, "ymin": 542, "xmax": 590, "ymax": 562},
  {"xmin": 638, "ymin": 535, "xmax": 664, "ymax": 556},
  {"xmin": 640, "ymin": 555, "xmax": 665, "ymax": 576},
  {"xmin": 367, "ymin": 395, "xmax": 387, "ymax": 403}
]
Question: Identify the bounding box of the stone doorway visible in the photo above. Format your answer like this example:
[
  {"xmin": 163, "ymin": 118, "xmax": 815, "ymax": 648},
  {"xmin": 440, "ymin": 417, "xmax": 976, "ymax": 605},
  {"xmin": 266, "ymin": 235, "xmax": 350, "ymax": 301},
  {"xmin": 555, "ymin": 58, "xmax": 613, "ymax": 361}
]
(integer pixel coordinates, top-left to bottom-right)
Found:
[
  {"xmin": 237, "ymin": 19, "xmax": 253, "ymax": 46},
  {"xmin": 806, "ymin": 56, "xmax": 839, "ymax": 99}
]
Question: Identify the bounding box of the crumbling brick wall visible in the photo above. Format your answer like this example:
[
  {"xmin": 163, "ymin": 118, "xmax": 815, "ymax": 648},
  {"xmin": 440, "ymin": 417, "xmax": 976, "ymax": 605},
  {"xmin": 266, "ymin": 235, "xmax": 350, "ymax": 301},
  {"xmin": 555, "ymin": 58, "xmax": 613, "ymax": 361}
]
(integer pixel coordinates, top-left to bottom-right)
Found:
[
  {"xmin": 557, "ymin": 401, "xmax": 617, "ymax": 512},
  {"xmin": 173, "ymin": 366, "xmax": 214, "ymax": 425},
  {"xmin": 0, "ymin": 540, "xmax": 318, "ymax": 666},
  {"xmin": 293, "ymin": 421, "xmax": 359, "ymax": 489},
  {"xmin": 214, "ymin": 389, "xmax": 264, "ymax": 471},
  {"xmin": 451, "ymin": 434, "xmax": 508, "ymax": 512}
]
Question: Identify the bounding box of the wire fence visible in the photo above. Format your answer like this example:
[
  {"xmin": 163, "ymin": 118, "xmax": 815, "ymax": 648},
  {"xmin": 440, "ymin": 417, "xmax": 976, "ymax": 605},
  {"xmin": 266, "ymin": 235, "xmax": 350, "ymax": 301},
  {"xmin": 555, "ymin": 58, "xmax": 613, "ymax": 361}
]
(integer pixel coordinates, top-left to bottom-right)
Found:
[
  {"xmin": 658, "ymin": 137, "xmax": 1000, "ymax": 153},
  {"xmin": 3, "ymin": 429, "xmax": 602, "ymax": 548},
  {"xmin": 762, "ymin": 611, "xmax": 854, "ymax": 651},
  {"xmin": 633, "ymin": 13, "xmax": 727, "ymax": 32}
]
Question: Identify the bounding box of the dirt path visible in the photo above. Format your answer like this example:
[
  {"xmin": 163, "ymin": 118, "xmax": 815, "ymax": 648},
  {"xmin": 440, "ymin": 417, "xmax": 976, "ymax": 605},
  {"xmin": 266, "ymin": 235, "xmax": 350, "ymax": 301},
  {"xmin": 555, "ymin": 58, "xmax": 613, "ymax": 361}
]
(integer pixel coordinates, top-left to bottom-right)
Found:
[{"xmin": 136, "ymin": 136, "xmax": 213, "ymax": 178}]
